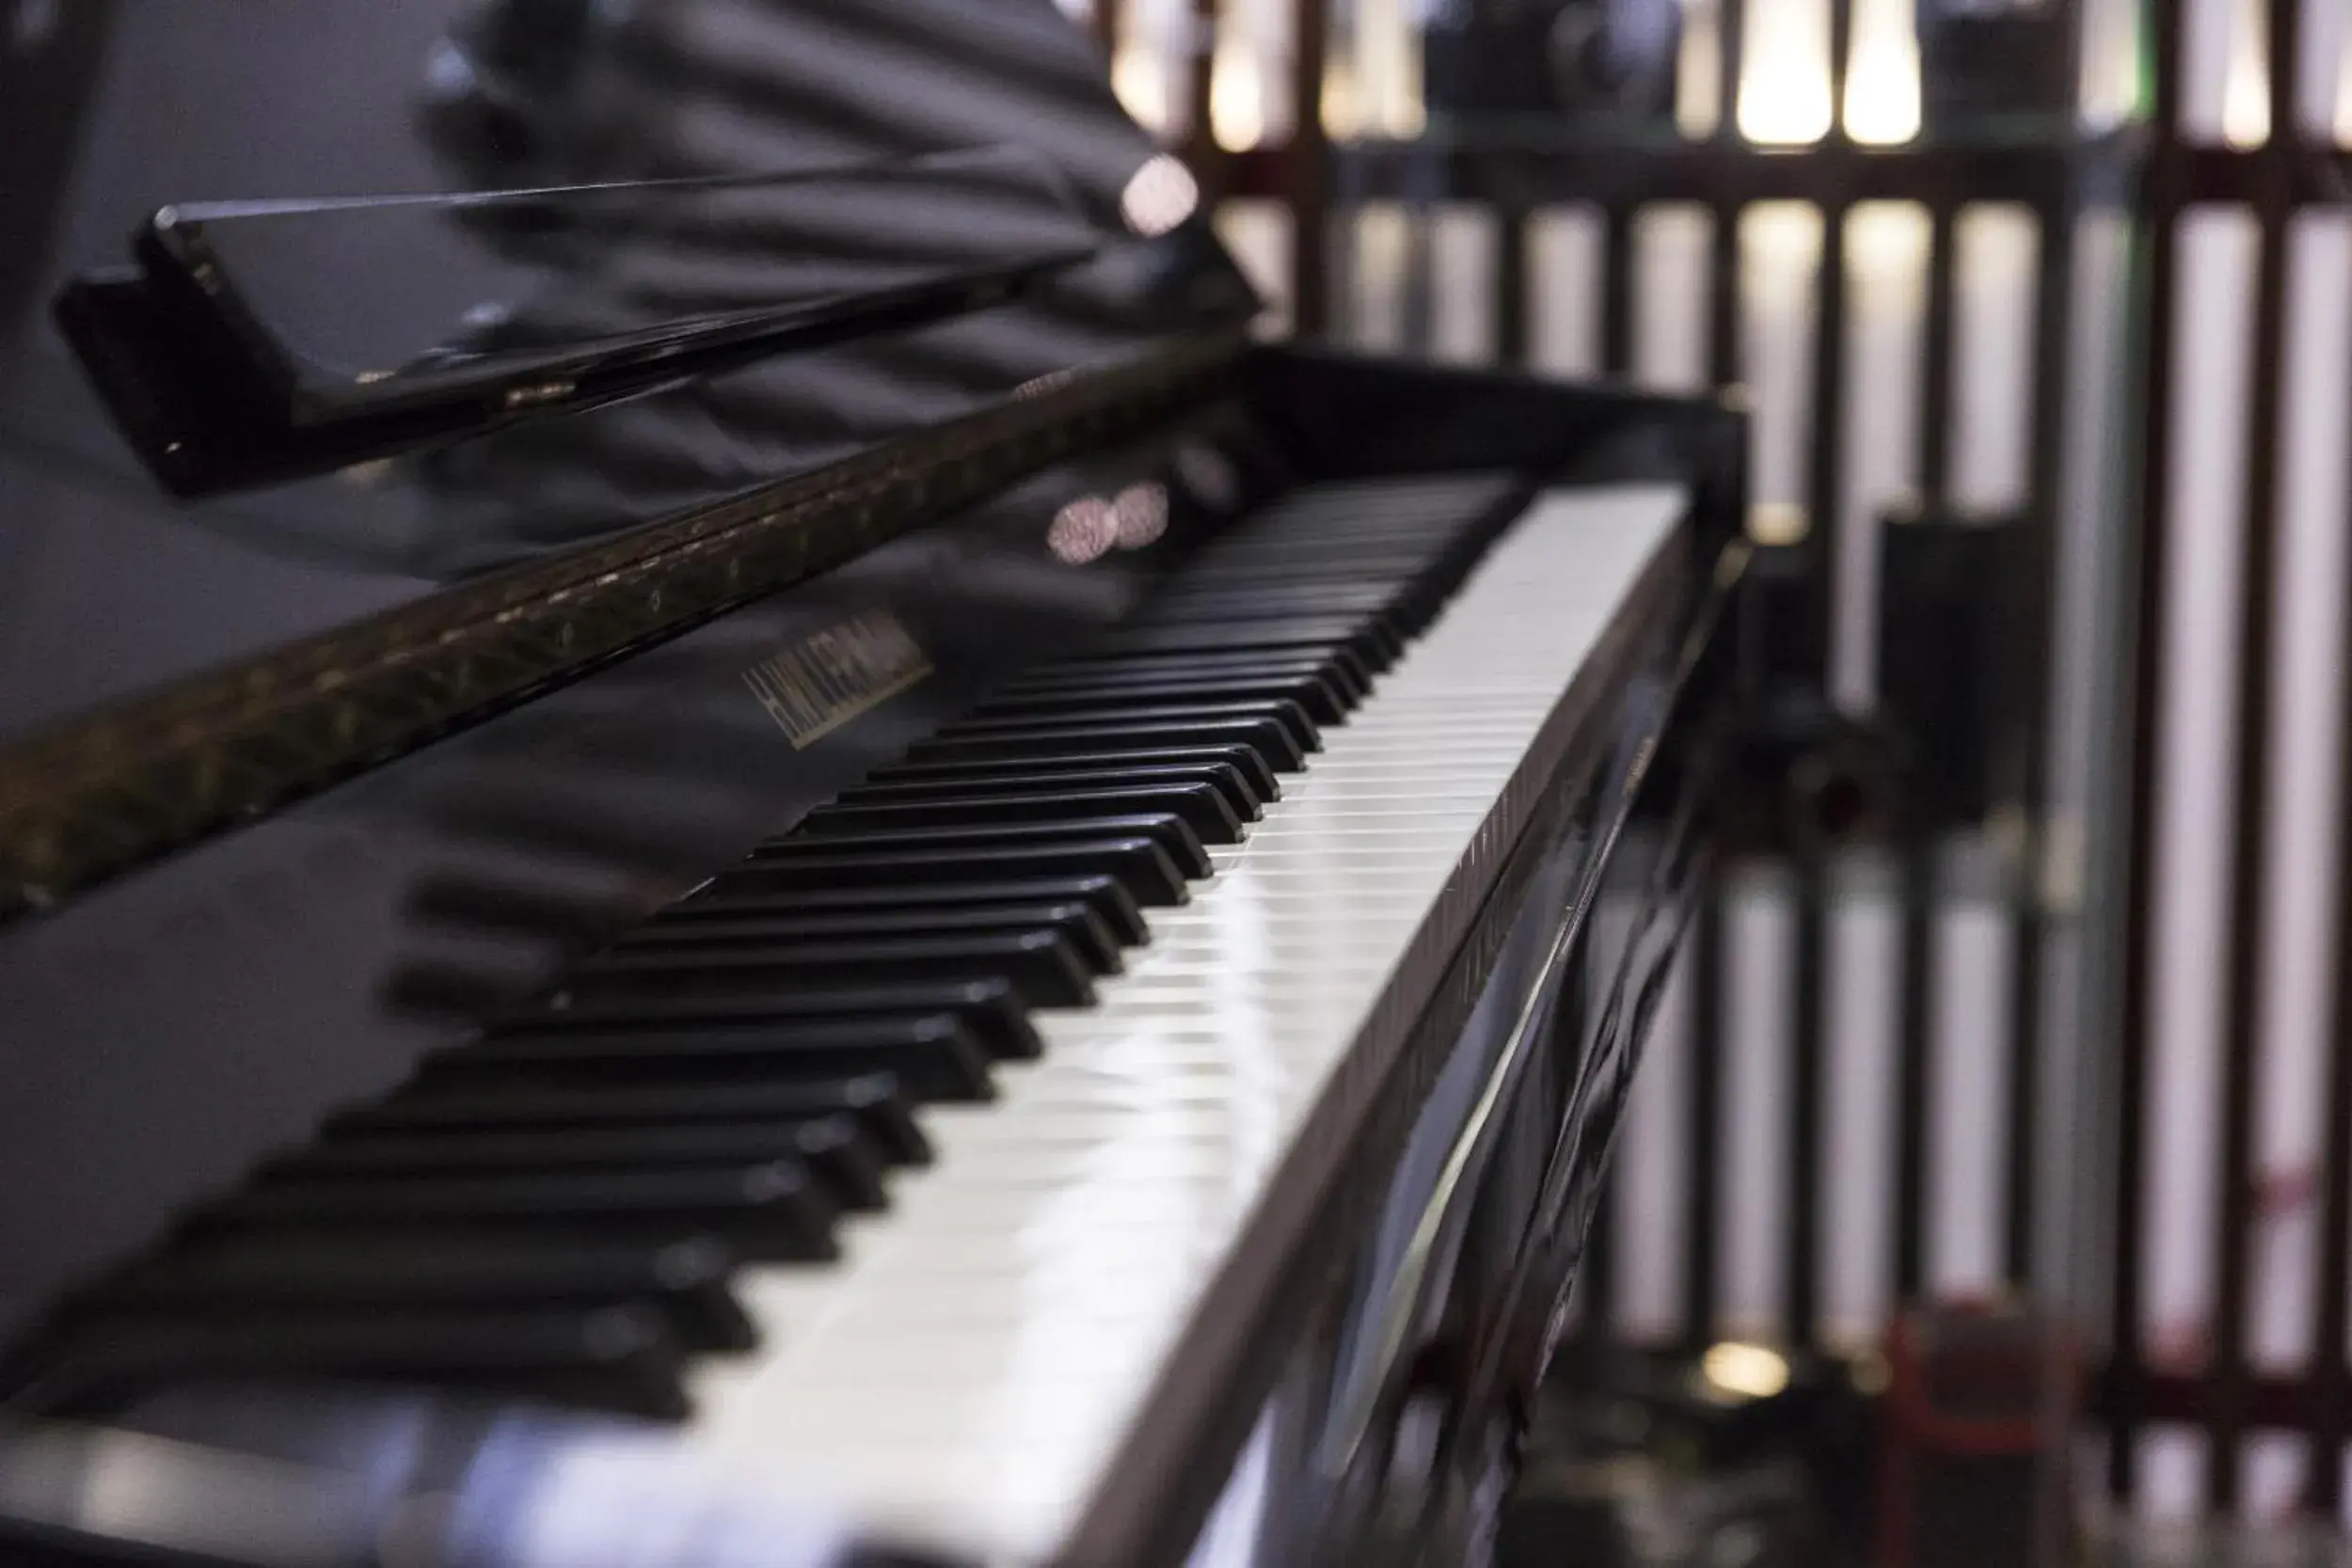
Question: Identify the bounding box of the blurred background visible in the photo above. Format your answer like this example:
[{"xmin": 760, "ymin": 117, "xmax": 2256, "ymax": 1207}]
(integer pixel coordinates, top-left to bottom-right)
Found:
[{"xmin": 1053, "ymin": 0, "xmax": 2352, "ymax": 1560}]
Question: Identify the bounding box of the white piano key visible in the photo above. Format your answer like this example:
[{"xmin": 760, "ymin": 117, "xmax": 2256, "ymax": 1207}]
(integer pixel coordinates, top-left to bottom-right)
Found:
[{"xmin": 676, "ymin": 483, "xmax": 1688, "ymax": 1563}]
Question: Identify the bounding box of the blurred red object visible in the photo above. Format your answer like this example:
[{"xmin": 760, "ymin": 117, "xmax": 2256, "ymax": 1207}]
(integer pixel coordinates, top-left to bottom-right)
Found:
[{"xmin": 1875, "ymin": 1298, "xmax": 2081, "ymax": 1568}]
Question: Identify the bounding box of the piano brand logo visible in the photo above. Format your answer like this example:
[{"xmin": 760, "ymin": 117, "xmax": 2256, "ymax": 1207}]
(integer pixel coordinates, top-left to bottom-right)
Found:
[{"xmin": 743, "ymin": 610, "xmax": 932, "ymax": 748}]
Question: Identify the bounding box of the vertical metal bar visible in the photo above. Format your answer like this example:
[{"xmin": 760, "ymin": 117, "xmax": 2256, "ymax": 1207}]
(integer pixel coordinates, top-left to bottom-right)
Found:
[
  {"xmin": 1709, "ymin": 206, "xmax": 1740, "ymax": 392},
  {"xmin": 1286, "ymin": 0, "xmax": 1330, "ymax": 338},
  {"xmin": 2106, "ymin": 0, "xmax": 2186, "ymax": 1500},
  {"xmin": 2304, "ymin": 321, "xmax": 2352, "ymax": 1516},
  {"xmin": 1776, "ymin": 193, "xmax": 1849, "ymax": 1352},
  {"xmin": 1716, "ymin": 0, "xmax": 1746, "ymax": 145},
  {"xmin": 1680, "ymin": 200, "xmax": 1739, "ymax": 1355},
  {"xmin": 1494, "ymin": 205, "xmax": 1531, "ymax": 369},
  {"xmin": 1872, "ymin": 180, "xmax": 1940, "ymax": 1331},
  {"xmin": 1804, "ymin": 196, "xmax": 1847, "ymax": 561},
  {"xmin": 1186, "ymin": 0, "xmax": 1218, "ymax": 166},
  {"xmin": 1601, "ymin": 205, "xmax": 1634, "ymax": 377},
  {"xmin": 1891, "ymin": 205, "xmax": 1957, "ymax": 1307},
  {"xmin": 1918, "ymin": 205, "xmax": 1959, "ymax": 509},
  {"xmin": 1685, "ymin": 900, "xmax": 1725, "ymax": 1349},
  {"xmin": 2005, "ymin": 198, "xmax": 2076, "ymax": 1287},
  {"xmin": 1894, "ymin": 851, "xmax": 1932, "ymax": 1299},
  {"xmin": 2201, "ymin": 0, "xmax": 2302, "ymax": 1513},
  {"xmin": 1825, "ymin": 0, "xmax": 1854, "ymax": 142},
  {"xmin": 1788, "ymin": 863, "xmax": 1826, "ymax": 1346}
]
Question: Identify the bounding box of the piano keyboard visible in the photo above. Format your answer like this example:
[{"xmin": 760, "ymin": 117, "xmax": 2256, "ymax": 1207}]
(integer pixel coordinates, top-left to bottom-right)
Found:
[{"xmin": 1, "ymin": 477, "xmax": 1684, "ymax": 1564}]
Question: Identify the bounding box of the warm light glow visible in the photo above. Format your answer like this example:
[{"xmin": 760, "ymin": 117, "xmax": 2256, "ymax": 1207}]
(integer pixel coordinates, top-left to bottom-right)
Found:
[
  {"xmin": 2077, "ymin": 0, "xmax": 2141, "ymax": 128},
  {"xmin": 2341, "ymin": 45, "xmax": 2352, "ymax": 144},
  {"xmin": 1675, "ymin": 0, "xmax": 1723, "ymax": 140},
  {"xmin": 1047, "ymin": 496, "xmax": 1119, "ymax": 563},
  {"xmin": 1742, "ymin": 201, "xmax": 1822, "ymax": 274},
  {"xmin": 2221, "ymin": 24, "xmax": 2270, "ymax": 149},
  {"xmin": 1702, "ymin": 1340, "xmax": 1793, "ymax": 1400},
  {"xmin": 1111, "ymin": 44, "xmax": 1171, "ymax": 138},
  {"xmin": 1211, "ymin": 41, "xmax": 1266, "ymax": 151},
  {"xmin": 1321, "ymin": 59, "xmax": 1363, "ymax": 141},
  {"xmin": 1749, "ymin": 501, "xmax": 1810, "ymax": 543},
  {"xmin": 1842, "ymin": 0, "xmax": 1921, "ymax": 147},
  {"xmin": 1848, "ymin": 201, "xmax": 1931, "ymax": 288},
  {"xmin": 1737, "ymin": 0, "xmax": 1833, "ymax": 144},
  {"xmin": 1119, "ymin": 154, "xmax": 1200, "ymax": 237},
  {"xmin": 1352, "ymin": 0, "xmax": 1424, "ymax": 137}
]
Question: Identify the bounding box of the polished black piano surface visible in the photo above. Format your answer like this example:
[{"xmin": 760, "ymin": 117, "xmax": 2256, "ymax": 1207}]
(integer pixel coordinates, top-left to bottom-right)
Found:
[{"xmin": 0, "ymin": 5, "xmax": 1746, "ymax": 1565}]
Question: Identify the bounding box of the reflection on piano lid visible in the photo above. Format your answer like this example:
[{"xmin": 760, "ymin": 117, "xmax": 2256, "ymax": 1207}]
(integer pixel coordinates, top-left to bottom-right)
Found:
[
  {"xmin": 0, "ymin": 3, "xmax": 1750, "ymax": 1566},
  {"xmin": 59, "ymin": 149, "xmax": 1113, "ymax": 496}
]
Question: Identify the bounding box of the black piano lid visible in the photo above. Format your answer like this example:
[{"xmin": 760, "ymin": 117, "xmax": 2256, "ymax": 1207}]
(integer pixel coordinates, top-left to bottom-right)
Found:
[{"xmin": 0, "ymin": 0, "xmax": 1255, "ymax": 873}]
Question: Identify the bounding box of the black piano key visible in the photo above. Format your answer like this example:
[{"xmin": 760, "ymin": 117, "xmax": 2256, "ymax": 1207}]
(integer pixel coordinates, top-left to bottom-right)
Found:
[
  {"xmin": 80, "ymin": 1235, "xmax": 755, "ymax": 1351},
  {"xmin": 903, "ymin": 720, "xmax": 1306, "ymax": 776},
  {"xmin": 939, "ymin": 700, "xmax": 1321, "ymax": 759},
  {"xmin": 1172, "ymin": 550, "xmax": 1452, "ymax": 580},
  {"xmin": 1158, "ymin": 580, "xmax": 1430, "ymax": 616},
  {"xmin": 523, "ymin": 978, "xmax": 1041, "ymax": 1063},
  {"xmin": 192, "ymin": 1162, "xmax": 840, "ymax": 1264},
  {"xmin": 775, "ymin": 1115, "xmax": 889, "ymax": 1210},
  {"xmin": 669, "ymin": 876, "xmax": 1149, "ymax": 946},
  {"xmin": 1139, "ymin": 586, "xmax": 1414, "ymax": 635},
  {"xmin": 755, "ymin": 812, "xmax": 1214, "ymax": 879},
  {"xmin": 1083, "ymin": 620, "xmax": 1397, "ymax": 671},
  {"xmin": 714, "ymin": 837, "xmax": 1191, "ymax": 908},
  {"xmin": 969, "ymin": 676, "xmax": 1346, "ymax": 728},
  {"xmin": 620, "ymin": 900, "xmax": 1124, "ymax": 974},
  {"xmin": 1042, "ymin": 646, "xmax": 1373, "ymax": 697},
  {"xmin": 480, "ymin": 1012, "xmax": 1006, "ymax": 1095},
  {"xmin": 1001, "ymin": 655, "xmax": 1366, "ymax": 706},
  {"xmin": 798, "ymin": 784, "xmax": 1245, "ymax": 848},
  {"xmin": 337, "ymin": 1074, "xmax": 931, "ymax": 1165},
  {"xmin": 834, "ymin": 763, "xmax": 1263, "ymax": 824},
  {"xmin": 22, "ymin": 1305, "xmax": 690, "ymax": 1418},
  {"xmin": 436, "ymin": 1012, "xmax": 1000, "ymax": 1101},
  {"xmin": 866, "ymin": 746, "xmax": 1280, "ymax": 806},
  {"xmin": 570, "ymin": 929, "xmax": 1096, "ymax": 1009},
  {"xmin": 266, "ymin": 1115, "xmax": 889, "ymax": 1211}
]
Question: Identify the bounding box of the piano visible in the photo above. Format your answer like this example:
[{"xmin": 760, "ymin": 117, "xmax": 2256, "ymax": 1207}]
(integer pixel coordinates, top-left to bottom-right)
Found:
[{"xmin": 0, "ymin": 3, "xmax": 1748, "ymax": 1564}]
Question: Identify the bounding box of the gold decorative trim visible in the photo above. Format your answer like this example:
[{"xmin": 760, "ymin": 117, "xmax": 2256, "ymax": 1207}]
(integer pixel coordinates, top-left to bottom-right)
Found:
[{"xmin": 0, "ymin": 332, "xmax": 1245, "ymax": 924}]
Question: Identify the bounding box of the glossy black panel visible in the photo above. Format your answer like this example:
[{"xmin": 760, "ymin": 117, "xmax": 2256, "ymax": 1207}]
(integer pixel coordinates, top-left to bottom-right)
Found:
[
  {"xmin": 153, "ymin": 150, "xmax": 1096, "ymax": 410},
  {"xmin": 0, "ymin": 0, "xmax": 1251, "ymax": 740}
]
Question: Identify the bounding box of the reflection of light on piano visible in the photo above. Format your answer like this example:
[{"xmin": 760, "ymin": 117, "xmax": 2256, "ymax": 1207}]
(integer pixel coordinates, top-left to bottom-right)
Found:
[
  {"xmin": 993, "ymin": 1026, "xmax": 1224, "ymax": 1540},
  {"xmin": 1183, "ymin": 1410, "xmax": 1277, "ymax": 1567},
  {"xmin": 1119, "ymin": 153, "xmax": 1200, "ymax": 237},
  {"xmin": 1175, "ymin": 442, "xmax": 1239, "ymax": 510},
  {"xmin": 1011, "ymin": 366, "xmax": 1078, "ymax": 401},
  {"xmin": 1047, "ymin": 495, "xmax": 1119, "ymax": 562},
  {"xmin": 1200, "ymin": 847, "xmax": 1283, "ymax": 1205},
  {"xmin": 1112, "ymin": 482, "xmax": 1168, "ymax": 547}
]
